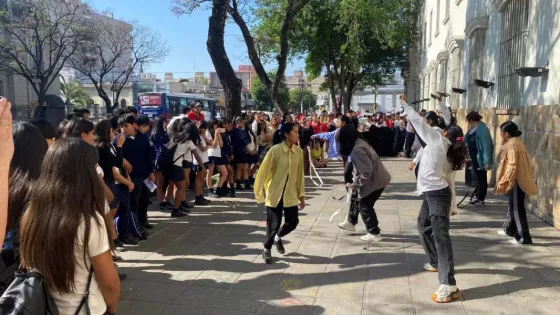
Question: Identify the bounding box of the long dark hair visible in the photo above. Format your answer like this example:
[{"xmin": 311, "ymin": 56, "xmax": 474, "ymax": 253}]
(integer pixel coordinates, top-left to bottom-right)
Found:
[
  {"xmin": 244, "ymin": 120, "xmax": 256, "ymax": 141},
  {"xmin": 336, "ymin": 124, "xmax": 363, "ymax": 157},
  {"xmin": 500, "ymin": 121, "xmax": 522, "ymax": 137},
  {"xmin": 445, "ymin": 125, "xmax": 468, "ymax": 171},
  {"xmin": 20, "ymin": 138, "xmax": 109, "ymax": 293},
  {"xmin": 173, "ymin": 122, "xmax": 200, "ymax": 145},
  {"xmin": 62, "ymin": 118, "xmax": 94, "ymax": 138},
  {"xmin": 94, "ymin": 119, "xmax": 113, "ymax": 148},
  {"xmin": 208, "ymin": 118, "xmax": 218, "ymax": 139},
  {"xmin": 257, "ymin": 120, "xmax": 268, "ymax": 136},
  {"xmin": 29, "ymin": 118, "xmax": 57, "ymax": 140},
  {"xmin": 272, "ymin": 122, "xmax": 296, "ymax": 145},
  {"xmin": 424, "ymin": 111, "xmax": 441, "ymax": 127},
  {"xmin": 8, "ymin": 122, "xmax": 48, "ymax": 231},
  {"xmin": 151, "ymin": 116, "xmax": 167, "ymax": 138}
]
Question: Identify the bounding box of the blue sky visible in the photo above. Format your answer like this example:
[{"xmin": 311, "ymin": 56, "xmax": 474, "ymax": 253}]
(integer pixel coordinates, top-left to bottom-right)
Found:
[{"xmin": 89, "ymin": 0, "xmax": 305, "ymax": 79}]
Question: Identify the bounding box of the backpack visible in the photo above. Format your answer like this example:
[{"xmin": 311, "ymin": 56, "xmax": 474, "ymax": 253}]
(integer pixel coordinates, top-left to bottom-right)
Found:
[
  {"xmin": 155, "ymin": 142, "xmax": 178, "ymax": 172},
  {"xmin": 0, "ymin": 267, "xmax": 93, "ymax": 315}
]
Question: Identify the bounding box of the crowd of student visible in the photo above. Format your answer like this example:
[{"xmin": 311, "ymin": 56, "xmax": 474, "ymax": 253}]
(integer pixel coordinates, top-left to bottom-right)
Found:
[{"xmin": 0, "ymin": 92, "xmax": 542, "ymax": 312}]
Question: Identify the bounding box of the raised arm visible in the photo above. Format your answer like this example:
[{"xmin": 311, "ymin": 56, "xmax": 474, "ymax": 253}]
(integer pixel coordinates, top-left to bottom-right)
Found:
[
  {"xmin": 401, "ymin": 99, "xmax": 443, "ymax": 147},
  {"xmin": 437, "ymin": 99, "xmax": 452, "ymax": 126}
]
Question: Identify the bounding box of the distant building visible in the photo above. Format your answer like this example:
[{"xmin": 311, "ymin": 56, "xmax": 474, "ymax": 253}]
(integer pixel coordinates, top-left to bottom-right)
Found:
[
  {"xmin": 350, "ymin": 72, "xmax": 405, "ymax": 115},
  {"xmin": 209, "ymin": 65, "xmax": 257, "ymax": 91},
  {"xmin": 141, "ymin": 73, "xmax": 157, "ymax": 81},
  {"xmin": 284, "ymin": 70, "xmax": 311, "ymax": 90},
  {"xmin": 164, "ymin": 73, "xmax": 174, "ymax": 82}
]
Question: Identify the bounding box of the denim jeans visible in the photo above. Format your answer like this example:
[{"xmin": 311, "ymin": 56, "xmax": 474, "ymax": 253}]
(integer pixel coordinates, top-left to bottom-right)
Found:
[{"xmin": 417, "ymin": 186, "xmax": 456, "ymax": 285}]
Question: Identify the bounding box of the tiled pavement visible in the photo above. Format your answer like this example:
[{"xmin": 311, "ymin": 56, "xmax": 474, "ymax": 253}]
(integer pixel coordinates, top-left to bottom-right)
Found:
[{"xmin": 117, "ymin": 158, "xmax": 560, "ymax": 315}]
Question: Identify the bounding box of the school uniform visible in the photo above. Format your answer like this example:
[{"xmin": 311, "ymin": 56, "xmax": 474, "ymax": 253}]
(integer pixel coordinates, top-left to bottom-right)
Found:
[
  {"xmin": 206, "ymin": 130, "xmax": 224, "ymax": 166},
  {"xmin": 246, "ymin": 131, "xmax": 259, "ymax": 165},
  {"xmin": 231, "ymin": 127, "xmax": 249, "ymax": 164},
  {"xmin": 164, "ymin": 140, "xmax": 197, "ymax": 182},
  {"xmin": 192, "ymin": 136, "xmax": 209, "ymax": 171},
  {"xmin": 98, "ymin": 143, "xmax": 124, "ymax": 209}
]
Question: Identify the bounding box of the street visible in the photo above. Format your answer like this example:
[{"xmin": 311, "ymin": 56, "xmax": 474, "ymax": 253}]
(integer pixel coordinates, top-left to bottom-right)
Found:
[{"xmin": 117, "ymin": 159, "xmax": 560, "ymax": 315}]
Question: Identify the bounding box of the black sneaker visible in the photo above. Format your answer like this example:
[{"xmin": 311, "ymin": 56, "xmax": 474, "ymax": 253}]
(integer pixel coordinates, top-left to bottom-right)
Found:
[
  {"xmin": 119, "ymin": 272, "xmax": 127, "ymax": 280},
  {"xmin": 469, "ymin": 199, "xmax": 485, "ymax": 206},
  {"xmin": 171, "ymin": 209, "xmax": 188, "ymax": 217},
  {"xmin": 120, "ymin": 234, "xmax": 139, "ymax": 245},
  {"xmin": 208, "ymin": 189, "xmax": 220, "ymax": 198},
  {"xmin": 229, "ymin": 188, "xmax": 236, "ymax": 197},
  {"xmin": 217, "ymin": 187, "xmax": 228, "ymax": 197},
  {"xmin": 159, "ymin": 202, "xmax": 173, "ymax": 210},
  {"xmin": 179, "ymin": 205, "xmax": 191, "ymax": 213},
  {"xmin": 143, "ymin": 221, "xmax": 154, "ymax": 229},
  {"xmin": 140, "ymin": 230, "xmax": 149, "ymax": 240},
  {"xmin": 275, "ymin": 239, "xmax": 285, "ymax": 255},
  {"xmin": 113, "ymin": 239, "xmax": 126, "ymax": 250},
  {"xmin": 195, "ymin": 198, "xmax": 211, "ymax": 205},
  {"xmin": 263, "ymin": 249, "xmax": 272, "ymax": 264},
  {"xmin": 245, "ymin": 183, "xmax": 253, "ymax": 190},
  {"xmin": 236, "ymin": 183, "xmax": 244, "ymax": 191},
  {"xmin": 181, "ymin": 201, "xmax": 194, "ymax": 209}
]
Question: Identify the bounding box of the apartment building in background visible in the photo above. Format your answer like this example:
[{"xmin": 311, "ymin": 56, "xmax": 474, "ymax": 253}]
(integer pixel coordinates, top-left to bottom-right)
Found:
[
  {"xmin": 406, "ymin": 0, "xmax": 560, "ymax": 228},
  {"xmin": 210, "ymin": 65, "xmax": 257, "ymax": 91}
]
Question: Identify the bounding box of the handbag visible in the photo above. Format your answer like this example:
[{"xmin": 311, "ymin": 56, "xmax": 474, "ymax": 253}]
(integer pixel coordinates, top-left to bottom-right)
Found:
[{"xmin": 0, "ymin": 266, "xmax": 94, "ymax": 315}]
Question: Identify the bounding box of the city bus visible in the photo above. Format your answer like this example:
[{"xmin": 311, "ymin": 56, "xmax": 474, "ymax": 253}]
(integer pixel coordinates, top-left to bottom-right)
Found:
[{"xmin": 137, "ymin": 92, "xmax": 218, "ymax": 120}]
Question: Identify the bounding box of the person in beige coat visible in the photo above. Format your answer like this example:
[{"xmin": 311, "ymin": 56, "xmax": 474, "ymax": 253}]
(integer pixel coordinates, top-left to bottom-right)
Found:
[{"xmin": 494, "ymin": 121, "xmax": 538, "ymax": 245}]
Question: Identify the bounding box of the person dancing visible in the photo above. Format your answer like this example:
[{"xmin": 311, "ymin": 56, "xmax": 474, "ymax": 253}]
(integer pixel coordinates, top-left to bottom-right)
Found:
[
  {"xmin": 401, "ymin": 96, "xmax": 468, "ymax": 303},
  {"xmin": 254, "ymin": 122, "xmax": 305, "ymax": 264}
]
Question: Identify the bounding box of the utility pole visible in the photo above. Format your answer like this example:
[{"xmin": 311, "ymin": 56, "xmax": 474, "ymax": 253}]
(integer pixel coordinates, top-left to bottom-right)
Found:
[{"xmin": 300, "ymin": 83, "xmax": 303, "ymax": 114}]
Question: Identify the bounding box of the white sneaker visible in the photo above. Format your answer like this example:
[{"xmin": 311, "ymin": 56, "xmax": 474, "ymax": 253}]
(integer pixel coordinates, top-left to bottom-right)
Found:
[
  {"xmin": 337, "ymin": 220, "xmax": 356, "ymax": 232},
  {"xmin": 360, "ymin": 233, "xmax": 382, "ymax": 242},
  {"xmin": 509, "ymin": 238, "xmax": 523, "ymax": 245},
  {"xmin": 431, "ymin": 284, "xmax": 461, "ymax": 303},
  {"xmin": 423, "ymin": 263, "xmax": 438, "ymax": 272},
  {"xmin": 497, "ymin": 230, "xmax": 507, "ymax": 236}
]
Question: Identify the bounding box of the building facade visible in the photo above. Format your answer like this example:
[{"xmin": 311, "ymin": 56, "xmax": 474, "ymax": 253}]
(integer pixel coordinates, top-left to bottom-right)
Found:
[
  {"xmin": 209, "ymin": 65, "xmax": 257, "ymax": 91},
  {"xmin": 406, "ymin": 0, "xmax": 560, "ymax": 228}
]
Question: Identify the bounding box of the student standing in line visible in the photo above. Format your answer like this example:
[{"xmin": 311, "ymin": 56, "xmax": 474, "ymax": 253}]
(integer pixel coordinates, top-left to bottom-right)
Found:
[
  {"xmin": 335, "ymin": 125, "xmax": 391, "ymax": 242},
  {"xmin": 221, "ymin": 119, "xmax": 236, "ymax": 197},
  {"xmin": 494, "ymin": 121, "xmax": 537, "ymax": 245},
  {"xmin": 20, "ymin": 138, "xmax": 120, "ymax": 315},
  {"xmin": 150, "ymin": 116, "xmax": 173, "ymax": 209},
  {"xmin": 134, "ymin": 115, "xmax": 155, "ymax": 230},
  {"xmin": 164, "ymin": 122, "xmax": 202, "ymax": 216},
  {"xmin": 465, "ymin": 111, "xmax": 494, "ymax": 206},
  {"xmin": 192, "ymin": 120, "xmax": 211, "ymax": 205},
  {"xmin": 206, "ymin": 118, "xmax": 228, "ymax": 197},
  {"xmin": 401, "ymin": 96, "xmax": 468, "ymax": 303},
  {"xmin": 254, "ymin": 122, "xmax": 305, "ymax": 264},
  {"xmin": 245, "ymin": 120, "xmax": 259, "ymax": 188},
  {"xmin": 231, "ymin": 117, "xmax": 250, "ymax": 190},
  {"xmin": 115, "ymin": 114, "xmax": 154, "ymax": 239},
  {"xmin": 299, "ymin": 117, "xmax": 314, "ymax": 176}
]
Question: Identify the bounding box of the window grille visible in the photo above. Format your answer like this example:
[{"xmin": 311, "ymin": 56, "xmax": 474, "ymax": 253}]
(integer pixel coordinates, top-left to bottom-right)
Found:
[
  {"xmin": 467, "ymin": 28, "xmax": 486, "ymax": 108},
  {"xmin": 450, "ymin": 49, "xmax": 462, "ymax": 108},
  {"xmin": 497, "ymin": 0, "xmax": 529, "ymax": 109}
]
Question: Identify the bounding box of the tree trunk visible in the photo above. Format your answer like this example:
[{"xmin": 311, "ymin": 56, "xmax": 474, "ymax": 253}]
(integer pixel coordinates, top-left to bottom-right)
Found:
[
  {"xmin": 272, "ymin": 0, "xmax": 311, "ymax": 114},
  {"xmin": 326, "ymin": 69, "xmax": 339, "ymax": 113},
  {"xmin": 98, "ymin": 89, "xmax": 113, "ymax": 114},
  {"xmin": 208, "ymin": 0, "xmax": 242, "ymax": 120},
  {"xmin": 228, "ymin": 2, "xmax": 272, "ymax": 92}
]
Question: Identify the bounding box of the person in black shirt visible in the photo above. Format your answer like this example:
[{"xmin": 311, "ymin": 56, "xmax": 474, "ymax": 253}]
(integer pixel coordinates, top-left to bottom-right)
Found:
[
  {"xmin": 298, "ymin": 117, "xmax": 314, "ymax": 176},
  {"xmin": 221, "ymin": 119, "xmax": 236, "ymax": 197}
]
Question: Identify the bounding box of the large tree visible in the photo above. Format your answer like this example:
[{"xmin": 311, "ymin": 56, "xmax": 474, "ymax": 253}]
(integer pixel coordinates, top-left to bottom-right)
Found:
[
  {"xmin": 0, "ymin": 0, "xmax": 93, "ymax": 117},
  {"xmin": 70, "ymin": 15, "xmax": 169, "ymax": 113},
  {"xmin": 256, "ymin": 0, "xmax": 422, "ymax": 113},
  {"xmin": 252, "ymin": 73, "xmax": 289, "ymax": 111},
  {"xmin": 172, "ymin": 0, "xmax": 310, "ymax": 114},
  {"xmin": 60, "ymin": 77, "xmax": 94, "ymax": 107}
]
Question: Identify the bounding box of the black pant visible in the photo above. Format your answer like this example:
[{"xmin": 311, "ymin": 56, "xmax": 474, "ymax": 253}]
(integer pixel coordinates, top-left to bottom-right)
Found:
[
  {"xmin": 138, "ymin": 181, "xmax": 151, "ymax": 224},
  {"xmin": 348, "ymin": 188, "xmax": 384, "ymax": 234},
  {"xmin": 505, "ymin": 183, "xmax": 532, "ymax": 244},
  {"xmin": 404, "ymin": 132, "xmax": 415, "ymax": 158},
  {"xmin": 264, "ymin": 199, "xmax": 299, "ymax": 250},
  {"xmin": 470, "ymin": 153, "xmax": 488, "ymax": 201},
  {"xmin": 417, "ymin": 187, "xmax": 455, "ymax": 285},
  {"xmin": 344, "ymin": 161, "xmax": 353, "ymax": 184}
]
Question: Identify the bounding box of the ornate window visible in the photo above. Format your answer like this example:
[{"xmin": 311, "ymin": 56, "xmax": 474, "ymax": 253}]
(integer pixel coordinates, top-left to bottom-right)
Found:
[{"xmin": 497, "ymin": 0, "xmax": 529, "ymax": 109}]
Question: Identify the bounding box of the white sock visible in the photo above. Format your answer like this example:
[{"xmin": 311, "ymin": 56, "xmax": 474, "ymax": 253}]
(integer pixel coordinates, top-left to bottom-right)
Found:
[{"xmin": 274, "ymin": 234, "xmax": 281, "ymax": 242}]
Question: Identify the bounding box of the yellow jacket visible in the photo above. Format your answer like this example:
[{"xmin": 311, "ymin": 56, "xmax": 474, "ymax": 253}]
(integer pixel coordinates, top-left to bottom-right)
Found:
[
  {"xmin": 494, "ymin": 137, "xmax": 538, "ymax": 196},
  {"xmin": 254, "ymin": 142, "xmax": 305, "ymax": 208}
]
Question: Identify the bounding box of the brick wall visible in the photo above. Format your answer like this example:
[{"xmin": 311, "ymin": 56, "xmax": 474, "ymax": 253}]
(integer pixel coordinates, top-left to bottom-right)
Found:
[{"xmin": 456, "ymin": 105, "xmax": 560, "ymax": 228}]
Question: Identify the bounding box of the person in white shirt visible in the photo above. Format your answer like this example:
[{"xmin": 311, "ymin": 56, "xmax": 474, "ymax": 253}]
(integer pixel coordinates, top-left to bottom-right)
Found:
[
  {"xmin": 206, "ymin": 118, "xmax": 228, "ymax": 197},
  {"xmin": 193, "ymin": 121, "xmax": 211, "ymax": 205},
  {"xmin": 167, "ymin": 107, "xmax": 190, "ymax": 137},
  {"xmin": 400, "ymin": 96, "xmax": 468, "ymax": 304}
]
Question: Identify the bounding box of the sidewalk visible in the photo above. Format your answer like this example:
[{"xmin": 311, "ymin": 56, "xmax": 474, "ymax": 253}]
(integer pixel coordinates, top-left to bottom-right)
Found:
[{"xmin": 117, "ymin": 158, "xmax": 560, "ymax": 315}]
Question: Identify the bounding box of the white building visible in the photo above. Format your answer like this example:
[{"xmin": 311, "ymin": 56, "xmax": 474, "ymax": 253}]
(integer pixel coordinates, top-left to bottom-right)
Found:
[
  {"xmin": 406, "ymin": 0, "xmax": 560, "ymax": 229},
  {"xmin": 350, "ymin": 72, "xmax": 405, "ymax": 114}
]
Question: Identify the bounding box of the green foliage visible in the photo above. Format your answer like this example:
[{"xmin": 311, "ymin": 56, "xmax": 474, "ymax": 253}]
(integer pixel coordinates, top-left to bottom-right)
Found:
[
  {"xmin": 252, "ymin": 72, "xmax": 289, "ymax": 111},
  {"xmin": 60, "ymin": 78, "xmax": 94, "ymax": 106},
  {"xmin": 288, "ymin": 88, "xmax": 316, "ymax": 112}
]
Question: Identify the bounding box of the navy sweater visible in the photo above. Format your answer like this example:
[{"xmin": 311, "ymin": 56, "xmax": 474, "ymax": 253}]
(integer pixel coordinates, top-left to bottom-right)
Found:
[{"xmin": 114, "ymin": 131, "xmax": 152, "ymax": 179}]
